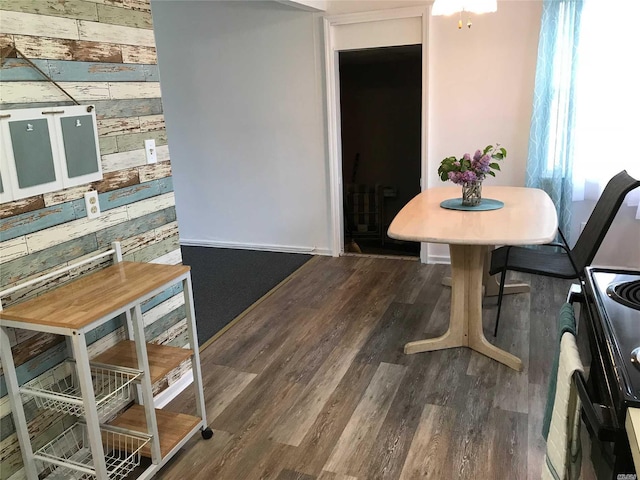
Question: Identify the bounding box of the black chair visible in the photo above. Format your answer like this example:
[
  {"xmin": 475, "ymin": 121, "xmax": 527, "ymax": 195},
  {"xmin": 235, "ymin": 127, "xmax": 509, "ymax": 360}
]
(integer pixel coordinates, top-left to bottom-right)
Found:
[{"xmin": 490, "ymin": 170, "xmax": 640, "ymax": 336}]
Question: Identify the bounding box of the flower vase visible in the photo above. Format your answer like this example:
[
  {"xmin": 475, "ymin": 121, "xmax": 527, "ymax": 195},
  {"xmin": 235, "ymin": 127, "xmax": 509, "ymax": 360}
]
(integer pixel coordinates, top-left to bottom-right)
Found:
[{"xmin": 461, "ymin": 180, "xmax": 482, "ymax": 206}]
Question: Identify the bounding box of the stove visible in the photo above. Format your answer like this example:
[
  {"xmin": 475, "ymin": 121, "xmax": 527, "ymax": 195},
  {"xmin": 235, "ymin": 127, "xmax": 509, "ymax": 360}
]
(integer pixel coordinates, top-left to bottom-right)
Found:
[{"xmin": 580, "ymin": 266, "xmax": 640, "ymax": 478}]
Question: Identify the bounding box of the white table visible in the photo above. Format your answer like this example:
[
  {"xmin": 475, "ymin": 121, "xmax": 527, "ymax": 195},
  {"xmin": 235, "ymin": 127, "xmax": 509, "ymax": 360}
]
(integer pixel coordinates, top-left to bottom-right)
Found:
[{"xmin": 388, "ymin": 186, "xmax": 558, "ymax": 371}]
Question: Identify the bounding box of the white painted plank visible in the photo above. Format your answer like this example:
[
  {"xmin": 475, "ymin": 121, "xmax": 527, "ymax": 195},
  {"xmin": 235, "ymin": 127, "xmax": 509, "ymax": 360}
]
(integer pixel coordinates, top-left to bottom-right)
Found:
[
  {"xmin": 120, "ymin": 229, "xmax": 156, "ymax": 256},
  {"xmin": 0, "ymin": 81, "xmax": 160, "ymax": 104},
  {"xmin": 155, "ymin": 221, "xmax": 179, "ymax": 242},
  {"xmin": 101, "ymin": 148, "xmax": 146, "ymax": 173},
  {"xmin": 126, "ymin": 191, "xmax": 174, "ymax": 219},
  {"xmin": 97, "ymin": 117, "xmax": 141, "ymax": 137},
  {"xmin": 43, "ymin": 185, "xmax": 91, "ymax": 206},
  {"xmin": 108, "ymin": 82, "xmax": 161, "ymax": 100},
  {"xmin": 0, "ymin": 11, "xmax": 79, "ymax": 40},
  {"xmin": 150, "ymin": 248, "xmax": 181, "ymax": 266},
  {"xmin": 152, "ymin": 317, "xmax": 186, "ymax": 345},
  {"xmin": 21, "ymin": 193, "xmax": 175, "ymax": 255},
  {"xmin": 120, "ymin": 44, "xmax": 156, "ymax": 64},
  {"xmin": 101, "ymin": 144, "xmax": 169, "ymax": 173},
  {"xmin": 7, "ymin": 467, "xmax": 26, "ymax": 480},
  {"xmin": 156, "ymin": 144, "xmax": 170, "ymax": 162},
  {"xmin": 78, "ymin": 19, "xmax": 155, "ymax": 47},
  {"xmin": 165, "ymin": 359, "xmax": 191, "ymax": 387},
  {"xmin": 0, "ymin": 236, "xmax": 29, "ymax": 263},
  {"xmin": 24, "ymin": 207, "xmax": 128, "ymax": 254},
  {"xmin": 0, "ymin": 81, "xmax": 110, "ymax": 103},
  {"xmin": 138, "ymin": 114, "xmax": 164, "ymax": 132}
]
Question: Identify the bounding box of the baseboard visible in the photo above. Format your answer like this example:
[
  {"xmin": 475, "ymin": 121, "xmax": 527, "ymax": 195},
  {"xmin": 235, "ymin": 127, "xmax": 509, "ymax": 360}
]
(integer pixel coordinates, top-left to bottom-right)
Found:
[
  {"xmin": 180, "ymin": 238, "xmax": 331, "ymax": 256},
  {"xmin": 154, "ymin": 370, "xmax": 193, "ymax": 409},
  {"xmin": 427, "ymin": 254, "xmax": 451, "ymax": 264}
]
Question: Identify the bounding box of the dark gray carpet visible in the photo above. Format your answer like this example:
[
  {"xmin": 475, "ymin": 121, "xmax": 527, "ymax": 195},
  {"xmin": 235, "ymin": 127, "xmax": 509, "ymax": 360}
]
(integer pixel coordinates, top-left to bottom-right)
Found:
[{"xmin": 181, "ymin": 246, "xmax": 312, "ymax": 346}]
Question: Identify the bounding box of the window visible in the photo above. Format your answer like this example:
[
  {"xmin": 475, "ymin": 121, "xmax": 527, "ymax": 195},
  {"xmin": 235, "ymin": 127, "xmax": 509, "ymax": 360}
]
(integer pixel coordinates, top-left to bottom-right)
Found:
[{"xmin": 572, "ymin": 1, "xmax": 640, "ymax": 215}]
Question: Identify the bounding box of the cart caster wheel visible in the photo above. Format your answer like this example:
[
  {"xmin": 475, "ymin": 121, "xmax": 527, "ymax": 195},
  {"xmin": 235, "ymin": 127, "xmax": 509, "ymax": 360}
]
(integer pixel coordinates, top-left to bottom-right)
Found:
[{"xmin": 201, "ymin": 427, "xmax": 214, "ymax": 439}]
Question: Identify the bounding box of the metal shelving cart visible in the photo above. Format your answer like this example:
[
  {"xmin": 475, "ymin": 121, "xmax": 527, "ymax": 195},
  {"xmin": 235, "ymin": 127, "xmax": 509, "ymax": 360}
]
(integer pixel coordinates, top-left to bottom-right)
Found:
[{"xmin": 0, "ymin": 242, "xmax": 212, "ymax": 480}]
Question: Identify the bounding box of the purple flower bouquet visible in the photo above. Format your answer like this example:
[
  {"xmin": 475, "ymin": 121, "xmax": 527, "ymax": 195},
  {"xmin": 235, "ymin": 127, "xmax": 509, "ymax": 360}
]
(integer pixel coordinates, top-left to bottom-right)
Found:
[{"xmin": 438, "ymin": 144, "xmax": 507, "ymax": 206}]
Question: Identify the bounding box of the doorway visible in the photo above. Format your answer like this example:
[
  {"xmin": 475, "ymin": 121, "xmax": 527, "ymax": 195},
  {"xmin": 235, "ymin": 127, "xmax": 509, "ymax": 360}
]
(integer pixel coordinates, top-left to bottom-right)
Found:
[
  {"xmin": 339, "ymin": 45, "xmax": 421, "ymax": 257},
  {"xmin": 323, "ymin": 7, "xmax": 429, "ymax": 259}
]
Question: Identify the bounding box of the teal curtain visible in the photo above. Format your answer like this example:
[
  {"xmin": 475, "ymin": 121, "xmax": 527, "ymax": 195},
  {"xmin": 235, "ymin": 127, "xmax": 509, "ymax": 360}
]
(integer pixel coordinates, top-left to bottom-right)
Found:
[{"xmin": 526, "ymin": 0, "xmax": 583, "ymax": 241}]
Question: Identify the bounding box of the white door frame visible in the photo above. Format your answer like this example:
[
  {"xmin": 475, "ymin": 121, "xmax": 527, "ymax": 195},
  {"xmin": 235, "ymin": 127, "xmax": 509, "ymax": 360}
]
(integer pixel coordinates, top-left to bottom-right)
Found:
[{"xmin": 323, "ymin": 6, "xmax": 430, "ymax": 259}]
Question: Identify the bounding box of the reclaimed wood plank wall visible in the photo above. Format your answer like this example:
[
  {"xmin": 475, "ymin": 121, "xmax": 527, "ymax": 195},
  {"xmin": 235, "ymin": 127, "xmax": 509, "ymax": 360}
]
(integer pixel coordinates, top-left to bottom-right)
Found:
[{"xmin": 0, "ymin": 2, "xmax": 189, "ymax": 478}]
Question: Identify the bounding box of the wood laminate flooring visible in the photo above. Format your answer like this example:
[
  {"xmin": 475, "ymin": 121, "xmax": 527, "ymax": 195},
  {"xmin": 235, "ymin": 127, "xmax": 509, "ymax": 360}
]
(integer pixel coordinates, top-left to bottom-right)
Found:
[{"xmin": 160, "ymin": 255, "xmax": 597, "ymax": 480}]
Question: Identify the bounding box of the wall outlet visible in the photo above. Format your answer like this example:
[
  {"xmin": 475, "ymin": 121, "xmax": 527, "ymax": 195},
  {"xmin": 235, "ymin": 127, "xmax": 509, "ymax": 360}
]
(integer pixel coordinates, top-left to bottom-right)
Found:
[
  {"xmin": 145, "ymin": 139, "xmax": 157, "ymax": 164},
  {"xmin": 84, "ymin": 191, "xmax": 101, "ymax": 219}
]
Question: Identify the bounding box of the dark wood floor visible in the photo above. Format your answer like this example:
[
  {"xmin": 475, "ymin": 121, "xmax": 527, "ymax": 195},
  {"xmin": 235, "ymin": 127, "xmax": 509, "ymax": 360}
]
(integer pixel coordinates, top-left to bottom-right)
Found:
[{"xmin": 161, "ymin": 255, "xmax": 596, "ymax": 479}]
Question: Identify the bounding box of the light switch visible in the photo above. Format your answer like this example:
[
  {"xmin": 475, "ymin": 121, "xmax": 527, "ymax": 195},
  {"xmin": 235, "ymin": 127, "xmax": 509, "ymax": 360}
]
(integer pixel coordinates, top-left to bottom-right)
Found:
[{"xmin": 145, "ymin": 139, "xmax": 157, "ymax": 164}]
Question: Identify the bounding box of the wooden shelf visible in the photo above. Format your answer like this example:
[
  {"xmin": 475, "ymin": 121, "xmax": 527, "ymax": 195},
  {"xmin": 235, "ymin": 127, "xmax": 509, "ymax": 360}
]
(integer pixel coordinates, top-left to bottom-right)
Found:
[
  {"xmin": 1, "ymin": 254, "xmax": 208, "ymax": 480},
  {"xmin": 0, "ymin": 262, "xmax": 190, "ymax": 329},
  {"xmin": 92, "ymin": 340, "xmax": 192, "ymax": 384},
  {"xmin": 108, "ymin": 405, "xmax": 201, "ymax": 458}
]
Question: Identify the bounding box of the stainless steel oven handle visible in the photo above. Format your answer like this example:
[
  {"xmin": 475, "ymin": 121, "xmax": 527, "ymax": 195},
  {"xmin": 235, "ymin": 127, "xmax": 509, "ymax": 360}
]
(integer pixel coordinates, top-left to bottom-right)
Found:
[{"xmin": 572, "ymin": 371, "xmax": 620, "ymax": 442}]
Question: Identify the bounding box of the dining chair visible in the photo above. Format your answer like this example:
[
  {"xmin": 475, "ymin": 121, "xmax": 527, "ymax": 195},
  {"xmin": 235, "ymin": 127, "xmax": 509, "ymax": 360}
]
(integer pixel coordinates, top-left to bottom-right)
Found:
[{"xmin": 490, "ymin": 170, "xmax": 640, "ymax": 337}]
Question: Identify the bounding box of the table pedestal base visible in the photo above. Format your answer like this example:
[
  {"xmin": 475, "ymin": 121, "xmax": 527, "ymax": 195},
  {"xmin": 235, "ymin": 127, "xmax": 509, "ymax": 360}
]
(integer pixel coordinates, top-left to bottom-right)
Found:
[
  {"xmin": 404, "ymin": 244, "xmax": 523, "ymax": 372},
  {"xmin": 441, "ymin": 246, "xmax": 530, "ymax": 297}
]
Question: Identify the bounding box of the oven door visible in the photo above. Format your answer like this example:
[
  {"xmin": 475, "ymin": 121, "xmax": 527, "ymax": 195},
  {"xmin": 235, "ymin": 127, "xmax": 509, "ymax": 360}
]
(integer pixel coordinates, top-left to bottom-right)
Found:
[{"xmin": 570, "ymin": 287, "xmax": 637, "ymax": 479}]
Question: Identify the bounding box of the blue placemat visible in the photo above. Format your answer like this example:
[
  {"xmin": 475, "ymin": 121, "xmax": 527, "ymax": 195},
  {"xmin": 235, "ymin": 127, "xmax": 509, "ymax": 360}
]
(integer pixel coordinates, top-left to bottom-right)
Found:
[{"xmin": 440, "ymin": 198, "xmax": 504, "ymax": 211}]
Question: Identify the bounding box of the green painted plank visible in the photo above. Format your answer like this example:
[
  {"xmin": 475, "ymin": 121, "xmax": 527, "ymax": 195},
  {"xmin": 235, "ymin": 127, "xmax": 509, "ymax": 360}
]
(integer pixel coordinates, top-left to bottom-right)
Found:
[
  {"xmin": 0, "ymin": 342, "xmax": 67, "ymax": 397},
  {"xmin": 92, "ymin": 98, "xmax": 163, "ymax": 120},
  {"xmin": 47, "ymin": 60, "xmax": 158, "ymax": 82},
  {"xmin": 0, "ymin": 234, "xmax": 98, "ymax": 285},
  {"xmin": 0, "ymin": 0, "xmax": 99, "ymax": 21},
  {"xmin": 0, "ymin": 100, "xmax": 76, "ymax": 111},
  {"xmin": 0, "ymin": 58, "xmax": 50, "ymax": 82},
  {"xmin": 145, "ymin": 304, "xmax": 186, "ymax": 342},
  {"xmin": 141, "ymin": 282, "xmax": 183, "ymax": 313},
  {"xmin": 99, "ymin": 135, "xmax": 118, "ymax": 155},
  {"xmin": 84, "ymin": 314, "xmax": 124, "ymax": 345},
  {"xmin": 126, "ymin": 235, "xmax": 180, "ymax": 264},
  {"xmin": 94, "ymin": 206, "xmax": 177, "ymax": 247},
  {"xmin": 96, "ymin": 3, "xmax": 153, "ymax": 30},
  {"xmin": 115, "ymin": 129, "xmax": 167, "ymax": 153},
  {"xmin": 0, "ymin": 202, "xmax": 79, "ymax": 242}
]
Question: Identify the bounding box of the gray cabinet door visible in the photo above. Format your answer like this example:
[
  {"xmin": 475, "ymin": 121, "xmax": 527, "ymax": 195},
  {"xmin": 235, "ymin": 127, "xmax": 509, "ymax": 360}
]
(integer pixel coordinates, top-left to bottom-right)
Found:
[{"xmin": 9, "ymin": 119, "xmax": 57, "ymax": 189}]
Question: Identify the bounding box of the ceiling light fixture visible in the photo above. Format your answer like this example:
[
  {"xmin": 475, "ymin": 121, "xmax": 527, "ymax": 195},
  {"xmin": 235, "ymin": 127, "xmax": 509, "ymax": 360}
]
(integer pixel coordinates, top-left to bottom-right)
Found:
[{"xmin": 432, "ymin": 0, "xmax": 497, "ymax": 29}]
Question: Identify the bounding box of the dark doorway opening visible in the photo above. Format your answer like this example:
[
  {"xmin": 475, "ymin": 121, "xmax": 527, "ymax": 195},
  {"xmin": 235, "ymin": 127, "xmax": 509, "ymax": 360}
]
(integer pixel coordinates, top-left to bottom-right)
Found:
[{"xmin": 339, "ymin": 45, "xmax": 421, "ymax": 257}]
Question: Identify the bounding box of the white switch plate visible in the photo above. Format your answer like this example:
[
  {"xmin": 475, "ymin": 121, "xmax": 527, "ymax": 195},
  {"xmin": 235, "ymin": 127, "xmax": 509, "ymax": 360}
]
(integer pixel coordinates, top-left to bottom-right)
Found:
[
  {"xmin": 84, "ymin": 191, "xmax": 101, "ymax": 219},
  {"xmin": 145, "ymin": 139, "xmax": 157, "ymax": 164}
]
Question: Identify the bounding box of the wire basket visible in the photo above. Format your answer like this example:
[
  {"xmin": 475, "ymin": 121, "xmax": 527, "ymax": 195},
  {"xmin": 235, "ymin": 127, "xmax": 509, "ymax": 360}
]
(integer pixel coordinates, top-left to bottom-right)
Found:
[
  {"xmin": 21, "ymin": 360, "xmax": 141, "ymax": 419},
  {"xmin": 36, "ymin": 422, "xmax": 150, "ymax": 480}
]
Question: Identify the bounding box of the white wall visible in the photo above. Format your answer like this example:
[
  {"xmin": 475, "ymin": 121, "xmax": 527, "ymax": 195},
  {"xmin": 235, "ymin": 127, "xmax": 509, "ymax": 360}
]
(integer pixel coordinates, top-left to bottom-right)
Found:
[
  {"xmin": 426, "ymin": 0, "xmax": 542, "ymax": 260},
  {"xmin": 152, "ymin": 0, "xmax": 639, "ymax": 266},
  {"xmin": 151, "ymin": 1, "xmax": 331, "ymax": 254}
]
